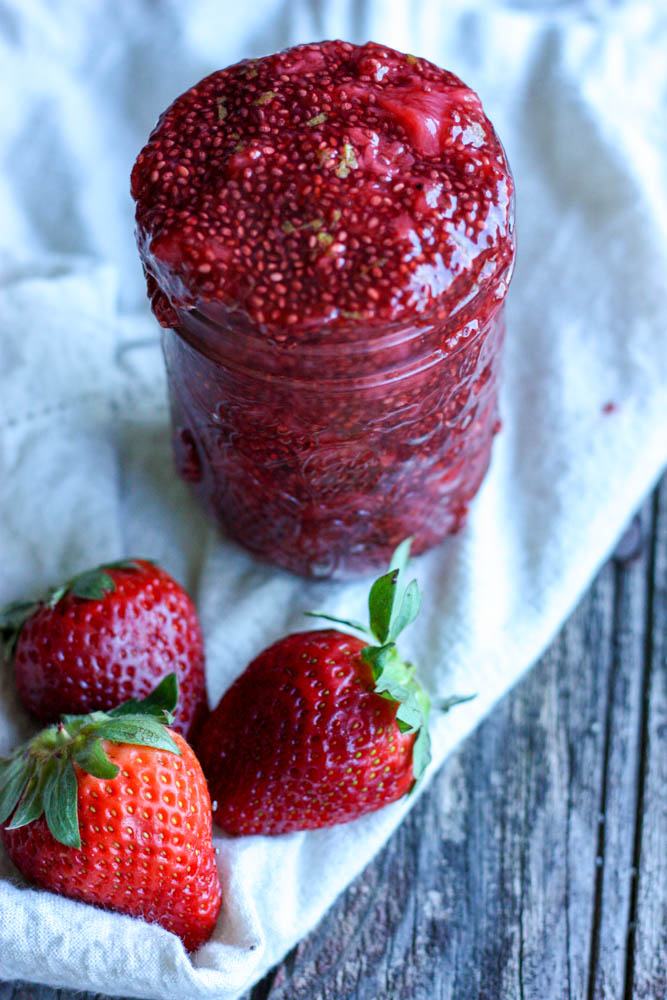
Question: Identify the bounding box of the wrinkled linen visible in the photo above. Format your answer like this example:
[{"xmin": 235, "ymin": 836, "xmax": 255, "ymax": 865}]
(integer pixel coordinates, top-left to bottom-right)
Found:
[{"xmin": 0, "ymin": 1, "xmax": 666, "ymax": 997}]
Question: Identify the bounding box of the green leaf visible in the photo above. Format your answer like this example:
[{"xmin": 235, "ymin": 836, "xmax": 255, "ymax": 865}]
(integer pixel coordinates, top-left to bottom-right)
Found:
[
  {"xmin": 0, "ymin": 600, "xmax": 41, "ymax": 658},
  {"xmin": 388, "ymin": 537, "xmax": 412, "ymax": 579},
  {"xmin": 46, "ymin": 585, "xmax": 68, "ymax": 608},
  {"xmin": 46, "ymin": 559, "xmax": 147, "ymax": 608},
  {"xmin": 304, "ymin": 540, "xmax": 417, "ymax": 646},
  {"xmin": 7, "ymin": 758, "xmax": 52, "ymax": 829},
  {"xmin": 0, "ymin": 600, "xmax": 40, "ymax": 632},
  {"xmin": 362, "ymin": 643, "xmax": 393, "ymax": 683},
  {"xmin": 362, "ymin": 640, "xmax": 431, "ymax": 786},
  {"xmin": 364, "ymin": 644, "xmax": 413, "ymax": 692},
  {"xmin": 68, "ymin": 570, "xmax": 116, "ymax": 601},
  {"xmin": 59, "ymin": 714, "xmax": 99, "ymax": 738},
  {"xmin": 109, "ymin": 672, "xmax": 178, "ymax": 720},
  {"xmin": 388, "ymin": 579, "xmax": 422, "ymax": 642},
  {"xmin": 303, "ymin": 611, "xmax": 369, "ymax": 635},
  {"xmin": 0, "ymin": 666, "xmax": 180, "ymax": 848},
  {"xmin": 72, "ymin": 738, "xmax": 119, "ymax": 780},
  {"xmin": 367, "ymin": 539, "xmax": 417, "ymax": 644},
  {"xmin": 385, "ymin": 539, "xmax": 420, "ymax": 641},
  {"xmin": 92, "ymin": 717, "xmax": 180, "ymax": 755},
  {"xmin": 368, "ymin": 569, "xmax": 400, "ymax": 644},
  {"xmin": 43, "ymin": 758, "xmax": 80, "ymax": 849},
  {"xmin": 395, "ymin": 698, "xmax": 424, "ymax": 734},
  {"xmin": 0, "ymin": 756, "xmax": 31, "ymax": 824},
  {"xmin": 410, "ymin": 721, "xmax": 432, "ymax": 784}
]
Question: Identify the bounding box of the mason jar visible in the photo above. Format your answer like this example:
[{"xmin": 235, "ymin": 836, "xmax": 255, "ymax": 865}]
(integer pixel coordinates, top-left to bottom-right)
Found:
[
  {"xmin": 160, "ymin": 280, "xmax": 508, "ymax": 578},
  {"xmin": 132, "ymin": 39, "xmax": 515, "ymax": 578}
]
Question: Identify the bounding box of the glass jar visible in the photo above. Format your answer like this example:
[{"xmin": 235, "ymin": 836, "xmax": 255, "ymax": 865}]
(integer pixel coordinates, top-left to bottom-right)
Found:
[
  {"xmin": 162, "ymin": 281, "xmax": 507, "ymax": 579},
  {"xmin": 132, "ymin": 40, "xmax": 516, "ymax": 578}
]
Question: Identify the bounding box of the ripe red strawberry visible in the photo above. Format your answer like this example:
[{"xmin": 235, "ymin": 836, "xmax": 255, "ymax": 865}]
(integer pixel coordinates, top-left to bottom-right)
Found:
[
  {"xmin": 196, "ymin": 541, "xmax": 468, "ymax": 835},
  {"xmin": 0, "ymin": 559, "xmax": 207, "ymax": 739},
  {"xmin": 0, "ymin": 675, "xmax": 221, "ymax": 952}
]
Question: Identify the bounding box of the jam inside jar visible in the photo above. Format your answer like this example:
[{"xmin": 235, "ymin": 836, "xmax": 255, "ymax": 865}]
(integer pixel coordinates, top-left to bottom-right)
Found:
[
  {"xmin": 131, "ymin": 40, "xmax": 516, "ymax": 578},
  {"xmin": 162, "ymin": 287, "xmax": 506, "ymax": 579}
]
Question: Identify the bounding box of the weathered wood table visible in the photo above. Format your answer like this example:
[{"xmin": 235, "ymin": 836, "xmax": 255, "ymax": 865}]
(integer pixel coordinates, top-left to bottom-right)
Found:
[{"xmin": 2, "ymin": 474, "xmax": 665, "ymax": 1000}]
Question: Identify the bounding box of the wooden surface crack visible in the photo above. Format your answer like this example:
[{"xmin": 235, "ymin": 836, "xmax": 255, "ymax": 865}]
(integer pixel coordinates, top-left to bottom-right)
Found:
[
  {"xmin": 564, "ymin": 719, "xmax": 575, "ymax": 1000},
  {"xmin": 623, "ymin": 487, "xmax": 661, "ymax": 1000},
  {"xmin": 586, "ymin": 565, "xmax": 620, "ymax": 1000}
]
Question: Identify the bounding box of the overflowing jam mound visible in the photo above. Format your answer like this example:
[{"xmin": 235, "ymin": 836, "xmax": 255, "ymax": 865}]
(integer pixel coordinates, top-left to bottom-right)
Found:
[
  {"xmin": 132, "ymin": 40, "xmax": 513, "ymax": 340},
  {"xmin": 132, "ymin": 41, "xmax": 515, "ymax": 578}
]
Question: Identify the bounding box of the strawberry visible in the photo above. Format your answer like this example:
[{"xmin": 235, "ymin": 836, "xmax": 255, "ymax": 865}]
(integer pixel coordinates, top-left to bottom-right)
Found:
[
  {"xmin": 0, "ymin": 559, "xmax": 207, "ymax": 740},
  {"xmin": 196, "ymin": 541, "xmax": 469, "ymax": 835},
  {"xmin": 0, "ymin": 675, "xmax": 221, "ymax": 952}
]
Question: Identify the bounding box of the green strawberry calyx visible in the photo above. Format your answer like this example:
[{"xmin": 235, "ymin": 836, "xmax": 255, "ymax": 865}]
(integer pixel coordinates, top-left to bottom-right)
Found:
[
  {"xmin": 0, "ymin": 673, "xmax": 180, "ymax": 850},
  {"xmin": 308, "ymin": 539, "xmax": 472, "ymax": 788},
  {"xmin": 0, "ymin": 558, "xmax": 148, "ymax": 658}
]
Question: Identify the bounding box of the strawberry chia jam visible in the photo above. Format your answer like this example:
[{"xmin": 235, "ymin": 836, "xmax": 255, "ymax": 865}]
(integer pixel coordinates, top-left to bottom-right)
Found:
[{"xmin": 132, "ymin": 41, "xmax": 515, "ymax": 578}]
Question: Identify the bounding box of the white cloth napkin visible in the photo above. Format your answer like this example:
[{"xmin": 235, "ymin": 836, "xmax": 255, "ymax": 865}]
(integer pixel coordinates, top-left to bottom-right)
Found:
[{"xmin": 1, "ymin": 1, "xmax": 666, "ymax": 998}]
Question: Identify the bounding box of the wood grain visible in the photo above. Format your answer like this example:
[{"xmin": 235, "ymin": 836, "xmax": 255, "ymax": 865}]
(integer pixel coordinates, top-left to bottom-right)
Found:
[
  {"xmin": 627, "ymin": 480, "xmax": 666, "ymax": 1000},
  {"xmin": 1, "ymin": 476, "xmax": 665, "ymax": 1000}
]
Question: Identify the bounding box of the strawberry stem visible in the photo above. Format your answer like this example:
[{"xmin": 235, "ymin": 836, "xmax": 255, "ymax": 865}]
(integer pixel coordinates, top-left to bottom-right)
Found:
[
  {"xmin": 307, "ymin": 541, "xmax": 475, "ymax": 788},
  {"xmin": 0, "ymin": 674, "xmax": 181, "ymax": 848},
  {"xmin": 0, "ymin": 559, "xmax": 151, "ymax": 659},
  {"xmin": 306, "ymin": 539, "xmax": 433, "ymax": 783}
]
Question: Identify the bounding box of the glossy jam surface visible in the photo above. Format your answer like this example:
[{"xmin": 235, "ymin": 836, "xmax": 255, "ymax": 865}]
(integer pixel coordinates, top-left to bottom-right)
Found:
[{"xmin": 132, "ymin": 40, "xmax": 515, "ymax": 578}]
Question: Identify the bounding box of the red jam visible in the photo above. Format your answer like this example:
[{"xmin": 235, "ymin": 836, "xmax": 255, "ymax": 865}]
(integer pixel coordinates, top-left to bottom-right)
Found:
[{"xmin": 132, "ymin": 40, "xmax": 515, "ymax": 578}]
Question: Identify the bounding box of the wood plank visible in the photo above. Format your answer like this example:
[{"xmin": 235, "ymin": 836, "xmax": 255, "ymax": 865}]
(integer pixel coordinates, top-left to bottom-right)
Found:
[
  {"xmin": 517, "ymin": 562, "xmax": 613, "ymax": 1000},
  {"xmin": 587, "ymin": 505, "xmax": 653, "ymax": 1000},
  {"xmin": 626, "ymin": 478, "xmax": 667, "ymax": 999}
]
